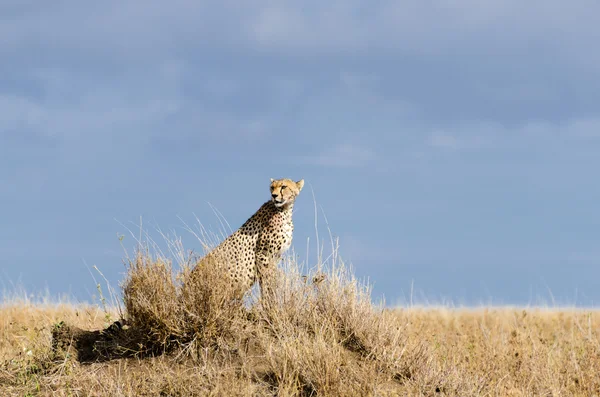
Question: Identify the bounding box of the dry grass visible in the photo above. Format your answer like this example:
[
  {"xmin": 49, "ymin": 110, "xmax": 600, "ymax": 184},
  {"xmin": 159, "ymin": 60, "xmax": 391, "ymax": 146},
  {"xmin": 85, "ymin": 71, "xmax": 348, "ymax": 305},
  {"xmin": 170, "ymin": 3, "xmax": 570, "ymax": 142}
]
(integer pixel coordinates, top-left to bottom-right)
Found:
[{"xmin": 1, "ymin": 240, "xmax": 600, "ymax": 396}]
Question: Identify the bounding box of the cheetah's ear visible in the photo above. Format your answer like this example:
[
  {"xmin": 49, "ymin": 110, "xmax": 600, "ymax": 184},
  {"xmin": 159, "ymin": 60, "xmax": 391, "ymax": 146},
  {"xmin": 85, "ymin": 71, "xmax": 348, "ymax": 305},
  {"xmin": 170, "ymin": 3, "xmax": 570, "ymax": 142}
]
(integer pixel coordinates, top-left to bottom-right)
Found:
[
  {"xmin": 296, "ymin": 179, "xmax": 305, "ymax": 191},
  {"xmin": 270, "ymin": 178, "xmax": 274, "ymax": 183}
]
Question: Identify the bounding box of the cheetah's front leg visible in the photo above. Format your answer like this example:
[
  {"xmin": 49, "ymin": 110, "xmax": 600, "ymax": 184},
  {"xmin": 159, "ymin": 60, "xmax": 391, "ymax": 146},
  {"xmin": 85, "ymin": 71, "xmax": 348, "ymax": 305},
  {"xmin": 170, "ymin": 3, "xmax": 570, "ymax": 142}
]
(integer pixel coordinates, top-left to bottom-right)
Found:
[{"xmin": 255, "ymin": 250, "xmax": 281, "ymax": 301}]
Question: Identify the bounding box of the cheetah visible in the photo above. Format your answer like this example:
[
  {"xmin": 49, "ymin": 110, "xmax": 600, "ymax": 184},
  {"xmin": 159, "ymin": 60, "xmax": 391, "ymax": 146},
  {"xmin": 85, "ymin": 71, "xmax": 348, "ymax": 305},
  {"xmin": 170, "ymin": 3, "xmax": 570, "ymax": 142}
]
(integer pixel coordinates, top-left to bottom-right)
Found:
[{"xmin": 189, "ymin": 178, "xmax": 304, "ymax": 298}]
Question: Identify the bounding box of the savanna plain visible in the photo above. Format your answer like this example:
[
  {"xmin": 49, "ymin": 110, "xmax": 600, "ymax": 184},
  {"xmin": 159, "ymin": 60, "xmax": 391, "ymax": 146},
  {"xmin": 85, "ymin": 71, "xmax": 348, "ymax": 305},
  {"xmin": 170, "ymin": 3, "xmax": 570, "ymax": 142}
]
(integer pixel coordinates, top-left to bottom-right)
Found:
[{"xmin": 1, "ymin": 240, "xmax": 599, "ymax": 396}]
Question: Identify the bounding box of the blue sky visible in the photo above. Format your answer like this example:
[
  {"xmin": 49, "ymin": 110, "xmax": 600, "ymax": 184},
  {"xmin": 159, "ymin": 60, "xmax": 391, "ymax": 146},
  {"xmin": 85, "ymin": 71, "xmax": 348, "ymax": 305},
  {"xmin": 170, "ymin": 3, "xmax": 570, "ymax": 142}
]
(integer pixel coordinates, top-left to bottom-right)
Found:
[{"xmin": 1, "ymin": 1, "xmax": 600, "ymax": 306}]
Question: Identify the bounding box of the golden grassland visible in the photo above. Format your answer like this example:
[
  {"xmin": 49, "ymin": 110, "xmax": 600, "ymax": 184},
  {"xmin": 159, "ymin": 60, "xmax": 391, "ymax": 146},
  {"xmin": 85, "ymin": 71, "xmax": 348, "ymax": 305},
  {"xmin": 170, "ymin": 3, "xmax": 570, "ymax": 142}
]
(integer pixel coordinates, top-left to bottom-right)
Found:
[{"xmin": 1, "ymin": 249, "xmax": 599, "ymax": 396}]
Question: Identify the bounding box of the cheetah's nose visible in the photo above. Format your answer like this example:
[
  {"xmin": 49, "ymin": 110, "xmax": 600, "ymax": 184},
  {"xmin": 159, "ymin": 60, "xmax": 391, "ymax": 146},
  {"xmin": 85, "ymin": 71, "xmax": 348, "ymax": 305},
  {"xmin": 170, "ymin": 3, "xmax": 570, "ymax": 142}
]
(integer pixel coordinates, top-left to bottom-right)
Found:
[{"xmin": 271, "ymin": 194, "xmax": 278, "ymax": 199}]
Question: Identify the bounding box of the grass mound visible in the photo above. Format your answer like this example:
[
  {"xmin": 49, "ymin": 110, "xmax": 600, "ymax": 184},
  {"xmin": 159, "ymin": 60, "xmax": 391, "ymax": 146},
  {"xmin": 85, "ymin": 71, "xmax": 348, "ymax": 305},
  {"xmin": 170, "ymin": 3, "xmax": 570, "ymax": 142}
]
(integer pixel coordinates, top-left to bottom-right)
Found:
[
  {"xmin": 110, "ymin": 240, "xmax": 480, "ymax": 395},
  {"xmin": 123, "ymin": 247, "xmax": 247, "ymax": 353},
  {"xmin": 3, "ymin": 235, "xmax": 599, "ymax": 395}
]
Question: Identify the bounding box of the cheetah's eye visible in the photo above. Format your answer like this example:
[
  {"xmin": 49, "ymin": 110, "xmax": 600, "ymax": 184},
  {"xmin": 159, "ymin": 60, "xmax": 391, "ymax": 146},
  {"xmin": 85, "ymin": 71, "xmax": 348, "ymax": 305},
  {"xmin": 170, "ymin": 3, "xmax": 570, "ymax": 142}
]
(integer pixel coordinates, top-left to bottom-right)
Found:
[{"xmin": 281, "ymin": 186, "xmax": 287, "ymax": 190}]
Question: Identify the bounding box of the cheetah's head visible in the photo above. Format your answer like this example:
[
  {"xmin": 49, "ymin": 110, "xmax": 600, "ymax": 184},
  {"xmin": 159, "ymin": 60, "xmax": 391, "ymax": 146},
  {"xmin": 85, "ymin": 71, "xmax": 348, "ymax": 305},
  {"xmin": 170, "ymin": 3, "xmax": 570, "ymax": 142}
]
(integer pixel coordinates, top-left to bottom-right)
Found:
[{"xmin": 270, "ymin": 178, "xmax": 304, "ymax": 208}]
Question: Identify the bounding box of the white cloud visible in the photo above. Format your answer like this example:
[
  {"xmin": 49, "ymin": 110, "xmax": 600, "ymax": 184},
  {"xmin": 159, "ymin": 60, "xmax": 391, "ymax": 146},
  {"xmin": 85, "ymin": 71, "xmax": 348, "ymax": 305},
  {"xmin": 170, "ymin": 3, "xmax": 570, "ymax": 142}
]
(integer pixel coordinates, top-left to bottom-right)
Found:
[
  {"xmin": 0, "ymin": 95, "xmax": 46, "ymax": 134},
  {"xmin": 339, "ymin": 72, "xmax": 380, "ymax": 96},
  {"xmin": 0, "ymin": 1, "xmax": 597, "ymax": 140},
  {"xmin": 427, "ymin": 131, "xmax": 492, "ymax": 151},
  {"xmin": 0, "ymin": 92, "xmax": 178, "ymax": 141},
  {"xmin": 428, "ymin": 133, "xmax": 460, "ymax": 150},
  {"xmin": 2, "ymin": 1, "xmax": 600, "ymax": 163},
  {"xmin": 567, "ymin": 119, "xmax": 600, "ymax": 138},
  {"xmin": 566, "ymin": 251, "xmax": 600, "ymax": 265},
  {"xmin": 245, "ymin": 1, "xmax": 600, "ymax": 67},
  {"xmin": 512, "ymin": 118, "xmax": 600, "ymax": 141},
  {"xmin": 0, "ymin": 61, "xmax": 275, "ymax": 148},
  {"xmin": 2, "ymin": 1, "xmax": 599, "ymax": 69},
  {"xmin": 474, "ymin": 81, "xmax": 560, "ymax": 103},
  {"xmin": 425, "ymin": 117, "xmax": 600, "ymax": 153},
  {"xmin": 302, "ymin": 144, "xmax": 375, "ymax": 168}
]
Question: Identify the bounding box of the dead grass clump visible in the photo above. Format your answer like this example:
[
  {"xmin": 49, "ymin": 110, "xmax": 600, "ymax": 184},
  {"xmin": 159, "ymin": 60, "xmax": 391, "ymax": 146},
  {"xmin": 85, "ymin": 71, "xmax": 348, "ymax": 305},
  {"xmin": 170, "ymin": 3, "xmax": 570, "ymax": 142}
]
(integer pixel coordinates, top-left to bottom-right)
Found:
[
  {"xmin": 122, "ymin": 248, "xmax": 246, "ymax": 354},
  {"xmin": 245, "ymin": 259, "xmax": 482, "ymax": 395},
  {"xmin": 259, "ymin": 331, "xmax": 364, "ymax": 396},
  {"xmin": 122, "ymin": 251, "xmax": 182, "ymax": 350},
  {"xmin": 179, "ymin": 256, "xmax": 247, "ymax": 349}
]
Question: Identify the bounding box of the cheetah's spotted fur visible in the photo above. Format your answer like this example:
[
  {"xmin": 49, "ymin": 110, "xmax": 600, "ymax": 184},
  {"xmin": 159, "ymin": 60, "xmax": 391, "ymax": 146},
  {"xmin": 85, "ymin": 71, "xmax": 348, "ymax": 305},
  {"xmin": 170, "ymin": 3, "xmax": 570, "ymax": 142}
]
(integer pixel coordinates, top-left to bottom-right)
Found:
[{"xmin": 190, "ymin": 178, "xmax": 304, "ymax": 297}]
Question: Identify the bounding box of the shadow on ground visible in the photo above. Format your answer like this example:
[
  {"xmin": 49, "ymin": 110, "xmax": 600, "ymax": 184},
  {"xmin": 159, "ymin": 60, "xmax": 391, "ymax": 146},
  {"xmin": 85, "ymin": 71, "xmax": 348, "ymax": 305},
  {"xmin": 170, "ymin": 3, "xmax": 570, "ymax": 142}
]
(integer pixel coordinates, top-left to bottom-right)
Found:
[{"xmin": 51, "ymin": 319, "xmax": 155, "ymax": 363}]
